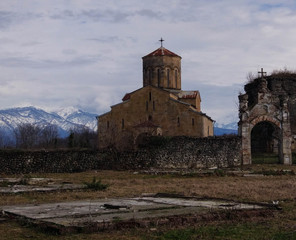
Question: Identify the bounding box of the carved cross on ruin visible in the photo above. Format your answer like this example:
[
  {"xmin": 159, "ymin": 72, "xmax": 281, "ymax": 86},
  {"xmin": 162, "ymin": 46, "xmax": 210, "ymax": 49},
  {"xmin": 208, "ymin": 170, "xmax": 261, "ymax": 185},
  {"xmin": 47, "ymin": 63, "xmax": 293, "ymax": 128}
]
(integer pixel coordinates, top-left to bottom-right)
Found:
[
  {"xmin": 258, "ymin": 68, "xmax": 267, "ymax": 78},
  {"xmin": 159, "ymin": 38, "xmax": 164, "ymax": 48}
]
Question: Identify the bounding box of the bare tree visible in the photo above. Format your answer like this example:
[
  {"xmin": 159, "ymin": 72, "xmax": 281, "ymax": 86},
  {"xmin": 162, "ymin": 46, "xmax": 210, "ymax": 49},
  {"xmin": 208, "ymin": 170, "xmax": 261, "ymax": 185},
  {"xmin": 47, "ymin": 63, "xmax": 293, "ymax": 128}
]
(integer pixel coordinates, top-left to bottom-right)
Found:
[
  {"xmin": 67, "ymin": 125, "xmax": 97, "ymax": 149},
  {"xmin": 0, "ymin": 128, "xmax": 5, "ymax": 148},
  {"xmin": 1, "ymin": 131, "xmax": 14, "ymax": 148},
  {"xmin": 246, "ymin": 71, "xmax": 256, "ymax": 83},
  {"xmin": 40, "ymin": 124, "xmax": 58, "ymax": 148},
  {"xmin": 98, "ymin": 121, "xmax": 134, "ymax": 151},
  {"xmin": 14, "ymin": 123, "xmax": 41, "ymax": 149}
]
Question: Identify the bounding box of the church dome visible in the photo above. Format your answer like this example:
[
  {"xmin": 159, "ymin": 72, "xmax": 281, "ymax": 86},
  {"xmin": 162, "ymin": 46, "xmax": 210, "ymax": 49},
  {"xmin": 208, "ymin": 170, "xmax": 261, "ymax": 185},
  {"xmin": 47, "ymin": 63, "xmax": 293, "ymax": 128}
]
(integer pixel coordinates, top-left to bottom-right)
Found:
[
  {"xmin": 142, "ymin": 45, "xmax": 181, "ymax": 90},
  {"xmin": 143, "ymin": 47, "xmax": 181, "ymax": 58}
]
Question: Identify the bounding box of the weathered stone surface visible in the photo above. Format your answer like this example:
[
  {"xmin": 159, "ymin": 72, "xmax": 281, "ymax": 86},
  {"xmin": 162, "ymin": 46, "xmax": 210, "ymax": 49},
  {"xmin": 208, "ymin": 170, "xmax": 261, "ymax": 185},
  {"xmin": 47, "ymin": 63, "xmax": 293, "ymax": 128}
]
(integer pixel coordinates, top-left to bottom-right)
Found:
[
  {"xmin": 1, "ymin": 194, "xmax": 270, "ymax": 233},
  {"xmin": 0, "ymin": 136, "xmax": 241, "ymax": 174},
  {"xmin": 239, "ymin": 73, "xmax": 296, "ymax": 165},
  {"xmin": 0, "ymin": 183, "xmax": 84, "ymax": 193}
]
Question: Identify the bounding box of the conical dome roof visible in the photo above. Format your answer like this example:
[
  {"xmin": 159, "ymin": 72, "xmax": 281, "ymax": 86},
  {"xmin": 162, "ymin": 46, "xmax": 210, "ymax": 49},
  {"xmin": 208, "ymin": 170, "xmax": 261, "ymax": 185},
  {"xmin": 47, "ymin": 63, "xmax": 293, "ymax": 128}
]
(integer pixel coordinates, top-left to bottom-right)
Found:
[{"xmin": 143, "ymin": 47, "xmax": 181, "ymax": 58}]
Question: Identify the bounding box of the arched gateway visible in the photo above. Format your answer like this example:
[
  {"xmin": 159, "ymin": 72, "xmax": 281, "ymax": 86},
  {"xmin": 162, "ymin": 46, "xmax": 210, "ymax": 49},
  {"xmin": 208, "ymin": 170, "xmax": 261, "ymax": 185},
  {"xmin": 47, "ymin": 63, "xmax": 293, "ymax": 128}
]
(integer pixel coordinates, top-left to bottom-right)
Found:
[
  {"xmin": 251, "ymin": 121, "xmax": 280, "ymax": 162},
  {"xmin": 238, "ymin": 70, "xmax": 292, "ymax": 165}
]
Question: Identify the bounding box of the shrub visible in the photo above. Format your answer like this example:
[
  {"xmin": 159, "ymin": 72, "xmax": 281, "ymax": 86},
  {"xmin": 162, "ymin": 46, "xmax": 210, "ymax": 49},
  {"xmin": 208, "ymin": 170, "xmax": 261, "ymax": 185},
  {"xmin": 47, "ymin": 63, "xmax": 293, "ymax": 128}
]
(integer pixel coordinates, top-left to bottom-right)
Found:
[
  {"xmin": 84, "ymin": 177, "xmax": 109, "ymax": 191},
  {"xmin": 19, "ymin": 174, "xmax": 32, "ymax": 185}
]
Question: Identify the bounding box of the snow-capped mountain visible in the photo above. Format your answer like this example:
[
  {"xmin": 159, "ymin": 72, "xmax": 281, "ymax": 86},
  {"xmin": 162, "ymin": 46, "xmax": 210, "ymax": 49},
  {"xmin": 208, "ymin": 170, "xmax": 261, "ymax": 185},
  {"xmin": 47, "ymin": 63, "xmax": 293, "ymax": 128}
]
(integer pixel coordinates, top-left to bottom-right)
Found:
[
  {"xmin": 54, "ymin": 107, "xmax": 97, "ymax": 131},
  {"xmin": 216, "ymin": 122, "xmax": 238, "ymax": 130},
  {"xmin": 214, "ymin": 127, "xmax": 238, "ymax": 136},
  {"xmin": 214, "ymin": 121, "xmax": 238, "ymax": 136},
  {"xmin": 0, "ymin": 106, "xmax": 238, "ymax": 141},
  {"xmin": 0, "ymin": 106, "xmax": 97, "ymax": 139}
]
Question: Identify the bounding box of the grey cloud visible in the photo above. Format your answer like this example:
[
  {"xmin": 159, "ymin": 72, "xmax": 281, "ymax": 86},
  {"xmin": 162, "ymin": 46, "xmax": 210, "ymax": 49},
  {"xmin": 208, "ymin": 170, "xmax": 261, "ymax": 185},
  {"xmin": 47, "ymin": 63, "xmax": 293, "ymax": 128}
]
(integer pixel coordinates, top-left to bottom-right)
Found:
[
  {"xmin": 0, "ymin": 11, "xmax": 16, "ymax": 28},
  {"xmin": 21, "ymin": 41, "xmax": 42, "ymax": 47},
  {"xmin": 0, "ymin": 37, "xmax": 14, "ymax": 44},
  {"xmin": 0, "ymin": 79, "xmax": 9, "ymax": 86},
  {"xmin": 62, "ymin": 49, "xmax": 77, "ymax": 55},
  {"xmin": 194, "ymin": 83, "xmax": 241, "ymax": 123},
  {"xmin": 87, "ymin": 36, "xmax": 120, "ymax": 43},
  {"xmin": 0, "ymin": 11, "xmax": 42, "ymax": 29},
  {"xmin": 50, "ymin": 10, "xmax": 78, "ymax": 20},
  {"xmin": 51, "ymin": 9, "xmax": 130, "ymax": 23},
  {"xmin": 0, "ymin": 55, "xmax": 101, "ymax": 69},
  {"xmin": 82, "ymin": 9, "xmax": 129, "ymax": 23},
  {"xmin": 50, "ymin": 8, "xmax": 163, "ymax": 23},
  {"xmin": 135, "ymin": 9, "xmax": 163, "ymax": 20},
  {"xmin": 259, "ymin": 3, "xmax": 284, "ymax": 11}
]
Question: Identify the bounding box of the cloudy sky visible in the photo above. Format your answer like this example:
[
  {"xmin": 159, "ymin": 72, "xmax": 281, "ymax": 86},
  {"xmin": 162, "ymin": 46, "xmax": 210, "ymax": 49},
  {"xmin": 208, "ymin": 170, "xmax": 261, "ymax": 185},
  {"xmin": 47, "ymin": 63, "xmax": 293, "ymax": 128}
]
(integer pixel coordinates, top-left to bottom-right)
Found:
[{"xmin": 1, "ymin": 0, "xmax": 296, "ymax": 125}]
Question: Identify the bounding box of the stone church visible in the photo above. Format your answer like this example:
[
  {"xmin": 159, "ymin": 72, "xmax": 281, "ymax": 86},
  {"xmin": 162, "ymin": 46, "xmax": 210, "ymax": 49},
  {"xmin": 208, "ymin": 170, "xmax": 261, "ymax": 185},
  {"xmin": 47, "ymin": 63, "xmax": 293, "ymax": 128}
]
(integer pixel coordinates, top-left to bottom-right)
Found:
[
  {"xmin": 239, "ymin": 69, "xmax": 296, "ymax": 165},
  {"xmin": 97, "ymin": 42, "xmax": 214, "ymax": 150}
]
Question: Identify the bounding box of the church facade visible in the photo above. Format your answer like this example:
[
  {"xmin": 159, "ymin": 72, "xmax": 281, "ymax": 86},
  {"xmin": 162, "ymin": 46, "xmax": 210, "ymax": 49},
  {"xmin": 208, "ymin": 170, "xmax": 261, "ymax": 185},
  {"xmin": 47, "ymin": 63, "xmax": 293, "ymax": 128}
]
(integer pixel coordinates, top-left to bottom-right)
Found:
[{"xmin": 97, "ymin": 44, "xmax": 214, "ymax": 150}]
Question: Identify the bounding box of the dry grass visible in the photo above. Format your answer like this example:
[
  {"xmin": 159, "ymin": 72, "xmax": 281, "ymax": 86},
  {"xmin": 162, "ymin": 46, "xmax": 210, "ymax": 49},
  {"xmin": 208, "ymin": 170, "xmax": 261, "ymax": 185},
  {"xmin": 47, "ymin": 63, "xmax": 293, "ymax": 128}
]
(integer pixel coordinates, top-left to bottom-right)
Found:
[
  {"xmin": 0, "ymin": 221, "xmax": 143, "ymax": 240},
  {"xmin": 1, "ymin": 166, "xmax": 296, "ymax": 206},
  {"xmin": 1, "ymin": 165, "xmax": 296, "ymax": 239}
]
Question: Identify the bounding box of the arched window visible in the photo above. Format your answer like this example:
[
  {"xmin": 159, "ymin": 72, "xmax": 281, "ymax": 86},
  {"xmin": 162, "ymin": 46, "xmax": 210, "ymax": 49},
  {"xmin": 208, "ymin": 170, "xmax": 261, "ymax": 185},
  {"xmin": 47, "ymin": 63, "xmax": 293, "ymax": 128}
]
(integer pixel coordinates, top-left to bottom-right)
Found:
[
  {"xmin": 167, "ymin": 69, "xmax": 170, "ymax": 88},
  {"xmin": 177, "ymin": 117, "xmax": 180, "ymax": 127},
  {"xmin": 157, "ymin": 69, "xmax": 161, "ymax": 87},
  {"xmin": 143, "ymin": 69, "xmax": 146, "ymax": 82},
  {"xmin": 148, "ymin": 70, "xmax": 152, "ymax": 85},
  {"xmin": 192, "ymin": 118, "xmax": 194, "ymax": 126},
  {"xmin": 122, "ymin": 119, "xmax": 124, "ymax": 129},
  {"xmin": 175, "ymin": 69, "xmax": 178, "ymax": 88}
]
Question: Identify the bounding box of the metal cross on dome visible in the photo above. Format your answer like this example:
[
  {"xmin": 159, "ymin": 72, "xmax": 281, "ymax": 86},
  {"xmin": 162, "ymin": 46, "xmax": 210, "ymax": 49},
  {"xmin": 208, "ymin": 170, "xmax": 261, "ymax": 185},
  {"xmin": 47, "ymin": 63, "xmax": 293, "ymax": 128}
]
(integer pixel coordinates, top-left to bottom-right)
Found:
[
  {"xmin": 258, "ymin": 68, "xmax": 267, "ymax": 78},
  {"xmin": 159, "ymin": 38, "xmax": 164, "ymax": 48}
]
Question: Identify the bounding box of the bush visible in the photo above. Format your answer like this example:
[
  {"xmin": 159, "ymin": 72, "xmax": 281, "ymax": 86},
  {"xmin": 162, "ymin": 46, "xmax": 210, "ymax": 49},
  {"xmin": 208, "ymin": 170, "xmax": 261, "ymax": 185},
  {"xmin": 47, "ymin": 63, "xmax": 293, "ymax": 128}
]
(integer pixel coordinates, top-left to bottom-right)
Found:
[{"xmin": 84, "ymin": 177, "xmax": 109, "ymax": 191}]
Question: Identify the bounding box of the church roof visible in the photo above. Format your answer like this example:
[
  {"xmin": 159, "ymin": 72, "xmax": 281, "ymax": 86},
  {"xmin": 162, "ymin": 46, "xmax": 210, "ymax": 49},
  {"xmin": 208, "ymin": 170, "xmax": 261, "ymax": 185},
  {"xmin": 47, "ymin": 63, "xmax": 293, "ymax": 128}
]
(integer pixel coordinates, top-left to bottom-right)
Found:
[
  {"xmin": 168, "ymin": 90, "xmax": 200, "ymax": 100},
  {"xmin": 177, "ymin": 91, "xmax": 200, "ymax": 99},
  {"xmin": 143, "ymin": 47, "xmax": 181, "ymax": 58},
  {"xmin": 122, "ymin": 93, "xmax": 131, "ymax": 101}
]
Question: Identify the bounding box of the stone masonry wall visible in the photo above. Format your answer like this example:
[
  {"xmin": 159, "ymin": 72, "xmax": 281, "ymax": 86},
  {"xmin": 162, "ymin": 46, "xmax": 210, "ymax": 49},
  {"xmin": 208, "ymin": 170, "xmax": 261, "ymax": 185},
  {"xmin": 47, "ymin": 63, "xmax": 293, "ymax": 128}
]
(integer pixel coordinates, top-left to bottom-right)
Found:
[{"xmin": 0, "ymin": 136, "xmax": 241, "ymax": 174}]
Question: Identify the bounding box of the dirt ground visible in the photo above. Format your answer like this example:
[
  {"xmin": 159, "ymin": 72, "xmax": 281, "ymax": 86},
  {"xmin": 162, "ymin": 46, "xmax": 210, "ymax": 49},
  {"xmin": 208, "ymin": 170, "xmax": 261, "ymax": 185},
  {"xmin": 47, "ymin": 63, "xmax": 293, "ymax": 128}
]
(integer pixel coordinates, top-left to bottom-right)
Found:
[{"xmin": 1, "ymin": 164, "xmax": 296, "ymax": 239}]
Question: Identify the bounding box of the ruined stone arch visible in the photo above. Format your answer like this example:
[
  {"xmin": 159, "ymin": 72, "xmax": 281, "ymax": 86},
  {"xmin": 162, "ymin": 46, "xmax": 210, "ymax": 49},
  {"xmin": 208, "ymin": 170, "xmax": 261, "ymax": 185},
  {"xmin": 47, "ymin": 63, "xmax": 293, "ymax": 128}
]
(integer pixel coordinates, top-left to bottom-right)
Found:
[
  {"xmin": 238, "ymin": 76, "xmax": 292, "ymax": 165},
  {"xmin": 250, "ymin": 116, "xmax": 281, "ymax": 130}
]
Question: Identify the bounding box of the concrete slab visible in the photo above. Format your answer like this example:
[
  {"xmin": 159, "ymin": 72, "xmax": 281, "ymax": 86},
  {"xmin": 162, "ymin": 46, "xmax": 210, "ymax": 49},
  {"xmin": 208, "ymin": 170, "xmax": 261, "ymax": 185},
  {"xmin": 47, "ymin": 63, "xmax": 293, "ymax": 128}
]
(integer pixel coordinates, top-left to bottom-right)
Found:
[
  {"xmin": 0, "ymin": 177, "xmax": 54, "ymax": 184},
  {"xmin": 0, "ymin": 183, "xmax": 84, "ymax": 193},
  {"xmin": 0, "ymin": 177, "xmax": 84, "ymax": 193},
  {"xmin": 1, "ymin": 194, "xmax": 271, "ymax": 233}
]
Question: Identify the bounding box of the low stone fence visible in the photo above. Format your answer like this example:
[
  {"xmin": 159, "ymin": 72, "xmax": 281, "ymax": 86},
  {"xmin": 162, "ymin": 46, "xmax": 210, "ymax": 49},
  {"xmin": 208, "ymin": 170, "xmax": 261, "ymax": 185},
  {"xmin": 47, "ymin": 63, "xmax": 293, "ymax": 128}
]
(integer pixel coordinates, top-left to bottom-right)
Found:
[{"xmin": 0, "ymin": 136, "xmax": 241, "ymax": 174}]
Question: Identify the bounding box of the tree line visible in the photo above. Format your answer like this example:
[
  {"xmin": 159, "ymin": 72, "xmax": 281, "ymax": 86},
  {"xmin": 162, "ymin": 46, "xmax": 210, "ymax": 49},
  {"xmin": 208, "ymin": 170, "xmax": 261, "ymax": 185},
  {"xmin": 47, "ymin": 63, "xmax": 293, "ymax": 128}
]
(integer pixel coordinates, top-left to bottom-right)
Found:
[{"xmin": 0, "ymin": 123, "xmax": 97, "ymax": 150}]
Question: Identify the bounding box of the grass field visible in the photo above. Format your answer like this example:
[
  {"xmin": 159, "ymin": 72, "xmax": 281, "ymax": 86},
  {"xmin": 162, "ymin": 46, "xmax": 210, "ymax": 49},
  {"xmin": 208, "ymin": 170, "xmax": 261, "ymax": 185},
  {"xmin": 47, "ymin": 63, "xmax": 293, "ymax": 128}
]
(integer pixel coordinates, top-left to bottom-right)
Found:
[
  {"xmin": 252, "ymin": 153, "xmax": 280, "ymax": 164},
  {"xmin": 1, "ymin": 165, "xmax": 296, "ymax": 239}
]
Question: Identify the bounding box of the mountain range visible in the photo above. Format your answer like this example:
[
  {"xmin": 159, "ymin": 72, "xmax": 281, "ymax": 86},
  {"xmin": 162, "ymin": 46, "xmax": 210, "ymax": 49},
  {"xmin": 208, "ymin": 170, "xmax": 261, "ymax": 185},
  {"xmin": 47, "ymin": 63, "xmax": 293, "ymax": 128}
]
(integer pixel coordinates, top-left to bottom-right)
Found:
[
  {"xmin": 214, "ymin": 122, "xmax": 238, "ymax": 135},
  {"xmin": 0, "ymin": 106, "xmax": 97, "ymax": 141},
  {"xmin": 0, "ymin": 106, "xmax": 237, "ymax": 143}
]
